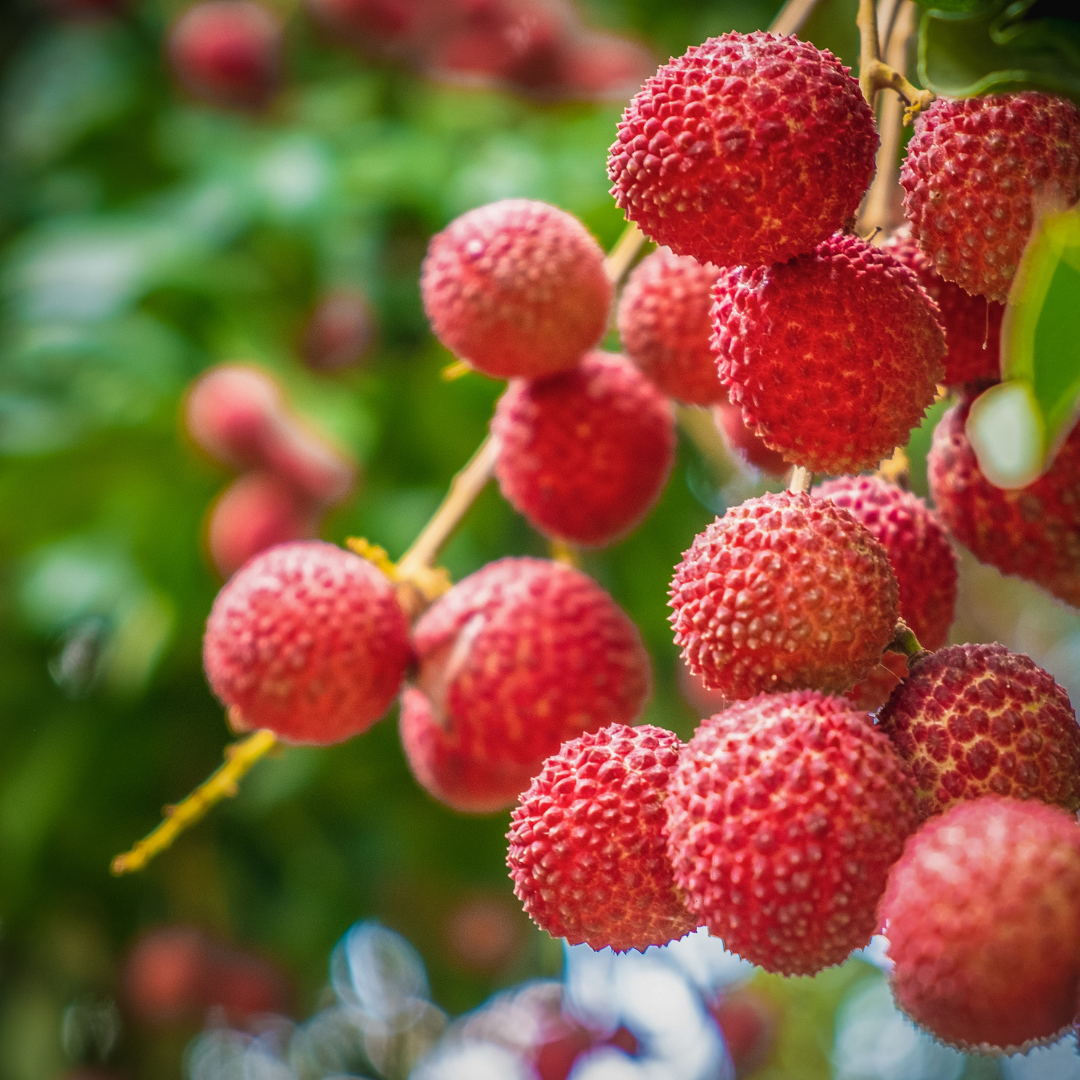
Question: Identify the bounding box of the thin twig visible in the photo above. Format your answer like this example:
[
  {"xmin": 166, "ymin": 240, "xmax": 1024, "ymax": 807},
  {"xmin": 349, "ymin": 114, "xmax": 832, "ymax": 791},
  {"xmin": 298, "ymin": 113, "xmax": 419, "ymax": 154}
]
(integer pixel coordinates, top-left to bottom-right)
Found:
[
  {"xmin": 770, "ymin": 0, "xmax": 823, "ymax": 36},
  {"xmin": 857, "ymin": 0, "xmax": 933, "ymax": 118},
  {"xmin": 788, "ymin": 466, "xmax": 812, "ymax": 494},
  {"xmin": 604, "ymin": 222, "xmax": 647, "ymax": 286},
  {"xmin": 885, "ymin": 619, "xmax": 925, "ymax": 660}
]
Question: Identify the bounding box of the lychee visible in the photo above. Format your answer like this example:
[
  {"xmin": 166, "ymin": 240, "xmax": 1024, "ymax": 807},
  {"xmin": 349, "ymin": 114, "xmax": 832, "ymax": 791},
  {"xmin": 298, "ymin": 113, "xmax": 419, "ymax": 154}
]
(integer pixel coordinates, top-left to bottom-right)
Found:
[
  {"xmin": 669, "ymin": 491, "xmax": 899, "ymax": 701},
  {"xmin": 877, "ymin": 643, "xmax": 1080, "ymax": 820},
  {"xmin": 300, "ymin": 288, "xmax": 377, "ymax": 373},
  {"xmin": 556, "ymin": 31, "xmax": 654, "ymax": 102},
  {"xmin": 900, "ymin": 91, "xmax": 1080, "ymax": 303},
  {"xmin": 607, "ymin": 31, "xmax": 877, "ymax": 268},
  {"xmin": 665, "ymin": 691, "xmax": 918, "ymax": 975},
  {"xmin": 713, "ymin": 401, "xmax": 788, "ymax": 477},
  {"xmin": 491, "ymin": 351, "xmax": 676, "ymax": 548},
  {"xmin": 507, "ymin": 723, "xmax": 698, "ymax": 952},
  {"xmin": 880, "ymin": 230, "xmax": 1003, "ymax": 387},
  {"xmin": 420, "ymin": 199, "xmax": 612, "ymax": 379},
  {"xmin": 203, "ymin": 540, "xmax": 411, "ymax": 744},
  {"xmin": 616, "ymin": 248, "xmax": 724, "ymax": 406},
  {"xmin": 879, "ymin": 797, "xmax": 1080, "ymax": 1052},
  {"xmin": 399, "ymin": 557, "xmax": 651, "ymax": 813},
  {"xmin": 712, "ymin": 233, "xmax": 945, "ymax": 474},
  {"xmin": 168, "ymin": 0, "xmax": 283, "ymax": 111},
  {"xmin": 928, "ymin": 396, "xmax": 1080, "ymax": 608},
  {"xmin": 304, "ymin": 0, "xmax": 426, "ymax": 56}
]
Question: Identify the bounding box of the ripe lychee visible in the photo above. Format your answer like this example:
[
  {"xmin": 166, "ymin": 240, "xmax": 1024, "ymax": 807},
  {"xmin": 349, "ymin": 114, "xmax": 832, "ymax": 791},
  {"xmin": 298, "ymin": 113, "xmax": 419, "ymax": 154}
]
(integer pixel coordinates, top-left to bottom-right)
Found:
[
  {"xmin": 507, "ymin": 723, "xmax": 698, "ymax": 952},
  {"xmin": 301, "ymin": 288, "xmax": 377, "ymax": 373},
  {"xmin": 879, "ymin": 797, "xmax": 1080, "ymax": 1052},
  {"xmin": 168, "ymin": 0, "xmax": 283, "ymax": 111},
  {"xmin": 900, "ymin": 91, "xmax": 1080, "ymax": 303},
  {"xmin": 666, "ymin": 691, "xmax": 918, "ymax": 975},
  {"xmin": 491, "ymin": 351, "xmax": 676, "ymax": 547},
  {"xmin": 420, "ymin": 199, "xmax": 612, "ymax": 379},
  {"xmin": 203, "ymin": 541, "xmax": 411, "ymax": 744},
  {"xmin": 928, "ymin": 396, "xmax": 1080, "ymax": 608},
  {"xmin": 556, "ymin": 31, "xmax": 654, "ymax": 102},
  {"xmin": 616, "ymin": 248, "xmax": 724, "ymax": 406},
  {"xmin": 713, "ymin": 401, "xmax": 788, "ymax": 477},
  {"xmin": 880, "ymin": 230, "xmax": 1003, "ymax": 387},
  {"xmin": 400, "ymin": 557, "xmax": 651, "ymax": 813},
  {"xmin": 877, "ymin": 643, "xmax": 1080, "ymax": 820},
  {"xmin": 669, "ymin": 491, "xmax": 899, "ymax": 701},
  {"xmin": 304, "ymin": 0, "xmax": 425, "ymax": 56},
  {"xmin": 712, "ymin": 233, "xmax": 945, "ymax": 474},
  {"xmin": 607, "ymin": 31, "xmax": 877, "ymax": 268}
]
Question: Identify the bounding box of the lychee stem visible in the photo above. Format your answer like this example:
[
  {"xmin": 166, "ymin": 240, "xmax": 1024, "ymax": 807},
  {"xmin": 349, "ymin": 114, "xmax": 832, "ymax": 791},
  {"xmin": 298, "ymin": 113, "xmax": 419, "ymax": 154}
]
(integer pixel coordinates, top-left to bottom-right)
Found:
[
  {"xmin": 110, "ymin": 728, "xmax": 278, "ymax": 876},
  {"xmin": 788, "ymin": 466, "xmax": 812, "ymax": 494},
  {"xmin": 771, "ymin": 0, "xmax": 824, "ymax": 36},
  {"xmin": 885, "ymin": 619, "xmax": 924, "ymax": 660},
  {"xmin": 857, "ymin": 0, "xmax": 933, "ymax": 121}
]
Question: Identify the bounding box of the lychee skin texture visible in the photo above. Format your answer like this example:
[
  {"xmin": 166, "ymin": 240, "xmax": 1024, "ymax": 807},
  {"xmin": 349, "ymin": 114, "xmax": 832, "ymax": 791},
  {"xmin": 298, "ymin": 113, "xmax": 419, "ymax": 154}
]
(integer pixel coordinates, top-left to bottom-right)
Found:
[
  {"xmin": 420, "ymin": 199, "xmax": 612, "ymax": 379},
  {"xmin": 901, "ymin": 92, "xmax": 1080, "ymax": 304},
  {"xmin": 880, "ymin": 230, "xmax": 1003, "ymax": 387},
  {"xmin": 880, "ymin": 797, "xmax": 1080, "ymax": 1052},
  {"xmin": 607, "ymin": 31, "xmax": 877, "ymax": 268},
  {"xmin": 877, "ymin": 644, "xmax": 1080, "ymax": 820},
  {"xmin": 669, "ymin": 491, "xmax": 899, "ymax": 701},
  {"xmin": 616, "ymin": 249, "xmax": 724, "ymax": 406},
  {"xmin": 203, "ymin": 541, "xmax": 411, "ymax": 744},
  {"xmin": 928, "ymin": 397, "xmax": 1080, "ymax": 608},
  {"xmin": 666, "ymin": 691, "xmax": 918, "ymax": 975},
  {"xmin": 712, "ymin": 234, "xmax": 945, "ymax": 474},
  {"xmin": 400, "ymin": 558, "xmax": 651, "ymax": 813},
  {"xmin": 507, "ymin": 724, "xmax": 699, "ymax": 952},
  {"xmin": 491, "ymin": 351, "xmax": 676, "ymax": 548}
]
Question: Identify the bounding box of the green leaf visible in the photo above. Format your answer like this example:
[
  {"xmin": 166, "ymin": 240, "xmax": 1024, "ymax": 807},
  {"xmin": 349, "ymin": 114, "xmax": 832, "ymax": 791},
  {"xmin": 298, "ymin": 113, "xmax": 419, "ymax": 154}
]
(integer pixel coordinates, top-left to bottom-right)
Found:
[{"xmin": 919, "ymin": 0, "xmax": 1080, "ymax": 105}]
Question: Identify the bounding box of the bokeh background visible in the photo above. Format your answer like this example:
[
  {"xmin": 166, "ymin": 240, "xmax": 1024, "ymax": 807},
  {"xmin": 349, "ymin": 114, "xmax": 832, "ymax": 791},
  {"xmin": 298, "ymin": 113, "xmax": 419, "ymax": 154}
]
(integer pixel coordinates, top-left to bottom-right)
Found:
[{"xmin": 2, "ymin": 0, "xmax": 1079, "ymax": 1077}]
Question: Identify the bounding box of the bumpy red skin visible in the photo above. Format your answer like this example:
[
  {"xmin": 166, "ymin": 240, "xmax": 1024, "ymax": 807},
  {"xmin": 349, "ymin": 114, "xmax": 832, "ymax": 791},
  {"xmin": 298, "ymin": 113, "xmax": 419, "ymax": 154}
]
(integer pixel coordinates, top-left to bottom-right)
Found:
[
  {"xmin": 168, "ymin": 0, "xmax": 283, "ymax": 111},
  {"xmin": 666, "ymin": 691, "xmax": 918, "ymax": 975},
  {"xmin": 669, "ymin": 491, "xmax": 899, "ymax": 701},
  {"xmin": 401, "ymin": 558, "xmax": 651, "ymax": 813},
  {"xmin": 928, "ymin": 397, "xmax": 1080, "ymax": 608},
  {"xmin": 203, "ymin": 541, "xmax": 410, "ymax": 744},
  {"xmin": 901, "ymin": 92, "xmax": 1080, "ymax": 304},
  {"xmin": 492, "ymin": 351, "xmax": 676, "ymax": 547},
  {"xmin": 877, "ymin": 643, "xmax": 1080, "ymax": 820},
  {"xmin": 880, "ymin": 798, "xmax": 1080, "ymax": 1052},
  {"xmin": 712, "ymin": 233, "xmax": 945, "ymax": 474},
  {"xmin": 507, "ymin": 724, "xmax": 698, "ymax": 952},
  {"xmin": 617, "ymin": 249, "xmax": 724, "ymax": 406},
  {"xmin": 607, "ymin": 32, "xmax": 877, "ymax": 268},
  {"xmin": 420, "ymin": 199, "xmax": 612, "ymax": 379},
  {"xmin": 713, "ymin": 401, "xmax": 788, "ymax": 477},
  {"xmin": 880, "ymin": 231, "xmax": 1003, "ymax": 387}
]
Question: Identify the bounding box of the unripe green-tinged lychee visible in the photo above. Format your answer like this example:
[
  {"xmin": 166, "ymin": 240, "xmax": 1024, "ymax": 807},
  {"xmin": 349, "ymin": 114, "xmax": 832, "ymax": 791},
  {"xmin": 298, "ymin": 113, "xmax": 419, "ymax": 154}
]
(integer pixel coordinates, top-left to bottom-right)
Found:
[
  {"xmin": 400, "ymin": 558, "xmax": 651, "ymax": 812},
  {"xmin": 879, "ymin": 797, "xmax": 1080, "ymax": 1052},
  {"xmin": 666, "ymin": 691, "xmax": 918, "ymax": 975},
  {"xmin": 901, "ymin": 91, "xmax": 1080, "ymax": 303},
  {"xmin": 880, "ymin": 230, "xmax": 1003, "ymax": 387},
  {"xmin": 877, "ymin": 644, "xmax": 1080, "ymax": 820},
  {"xmin": 669, "ymin": 491, "xmax": 899, "ymax": 701},
  {"xmin": 506, "ymin": 724, "xmax": 698, "ymax": 952},
  {"xmin": 203, "ymin": 541, "xmax": 410, "ymax": 744},
  {"xmin": 712, "ymin": 234, "xmax": 946, "ymax": 473},
  {"xmin": 491, "ymin": 351, "xmax": 676, "ymax": 547},
  {"xmin": 420, "ymin": 199, "xmax": 612, "ymax": 379},
  {"xmin": 616, "ymin": 248, "xmax": 724, "ymax": 405},
  {"xmin": 607, "ymin": 31, "xmax": 877, "ymax": 268},
  {"xmin": 928, "ymin": 397, "xmax": 1080, "ymax": 608}
]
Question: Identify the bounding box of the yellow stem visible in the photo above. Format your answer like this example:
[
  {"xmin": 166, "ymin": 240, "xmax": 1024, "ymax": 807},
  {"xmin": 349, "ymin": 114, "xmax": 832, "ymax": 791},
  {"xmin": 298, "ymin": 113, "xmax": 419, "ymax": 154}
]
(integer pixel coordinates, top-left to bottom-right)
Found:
[
  {"xmin": 549, "ymin": 539, "xmax": 581, "ymax": 567},
  {"xmin": 857, "ymin": 0, "xmax": 933, "ymax": 119},
  {"xmin": 788, "ymin": 466, "xmax": 813, "ymax": 494}
]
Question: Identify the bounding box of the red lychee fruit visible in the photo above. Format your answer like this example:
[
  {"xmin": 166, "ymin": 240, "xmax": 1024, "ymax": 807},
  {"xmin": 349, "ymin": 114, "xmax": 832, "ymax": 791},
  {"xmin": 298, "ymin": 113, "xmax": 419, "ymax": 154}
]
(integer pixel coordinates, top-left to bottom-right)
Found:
[
  {"xmin": 507, "ymin": 723, "xmax": 698, "ymax": 952},
  {"xmin": 843, "ymin": 652, "xmax": 909, "ymax": 715},
  {"xmin": 707, "ymin": 987, "xmax": 778, "ymax": 1079},
  {"xmin": 122, "ymin": 926, "xmax": 210, "ymax": 1025},
  {"xmin": 607, "ymin": 31, "xmax": 877, "ymax": 268},
  {"xmin": 712, "ymin": 233, "xmax": 945, "ymax": 474},
  {"xmin": 616, "ymin": 248, "xmax": 724, "ymax": 406},
  {"xmin": 304, "ymin": 0, "xmax": 426, "ymax": 55},
  {"xmin": 555, "ymin": 31, "xmax": 654, "ymax": 102},
  {"xmin": 203, "ymin": 540, "xmax": 410, "ymax": 744},
  {"xmin": 713, "ymin": 401, "xmax": 788, "ymax": 477},
  {"xmin": 877, "ymin": 643, "xmax": 1080, "ymax": 820},
  {"xmin": 399, "ymin": 557, "xmax": 651, "ymax": 812},
  {"xmin": 669, "ymin": 491, "xmax": 899, "ymax": 701},
  {"xmin": 206, "ymin": 472, "xmax": 320, "ymax": 579},
  {"xmin": 491, "ymin": 351, "xmax": 676, "ymax": 548},
  {"xmin": 928, "ymin": 396, "xmax": 1080, "ymax": 608},
  {"xmin": 900, "ymin": 91, "xmax": 1080, "ymax": 303},
  {"xmin": 300, "ymin": 288, "xmax": 377, "ymax": 373},
  {"xmin": 420, "ymin": 199, "xmax": 612, "ymax": 379},
  {"xmin": 880, "ymin": 230, "xmax": 1003, "ymax": 387},
  {"xmin": 168, "ymin": 0, "xmax": 283, "ymax": 111},
  {"xmin": 666, "ymin": 691, "xmax": 918, "ymax": 975},
  {"xmin": 677, "ymin": 655, "xmax": 729, "ymax": 718},
  {"xmin": 444, "ymin": 893, "xmax": 526, "ymax": 972},
  {"xmin": 813, "ymin": 475, "xmax": 959, "ymax": 709},
  {"xmin": 879, "ymin": 797, "xmax": 1080, "ymax": 1052}
]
